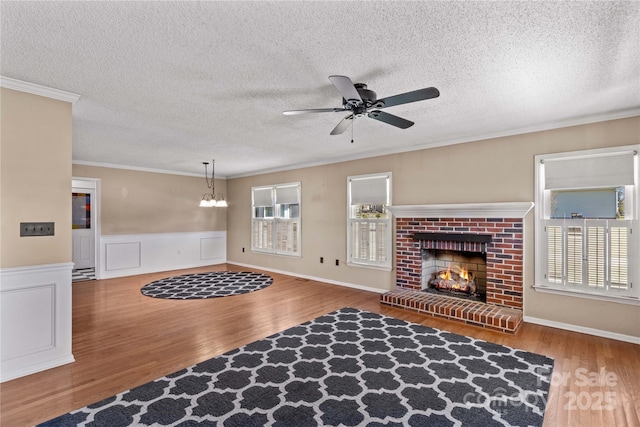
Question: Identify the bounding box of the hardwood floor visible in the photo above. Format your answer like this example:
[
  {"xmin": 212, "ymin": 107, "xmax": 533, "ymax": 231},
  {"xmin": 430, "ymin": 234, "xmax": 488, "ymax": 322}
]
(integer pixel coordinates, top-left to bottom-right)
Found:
[{"xmin": 1, "ymin": 264, "xmax": 639, "ymax": 426}]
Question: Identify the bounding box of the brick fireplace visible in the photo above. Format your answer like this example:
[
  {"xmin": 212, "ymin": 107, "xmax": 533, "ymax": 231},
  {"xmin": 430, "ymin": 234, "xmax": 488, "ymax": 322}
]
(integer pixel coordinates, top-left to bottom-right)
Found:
[{"xmin": 381, "ymin": 202, "xmax": 533, "ymax": 333}]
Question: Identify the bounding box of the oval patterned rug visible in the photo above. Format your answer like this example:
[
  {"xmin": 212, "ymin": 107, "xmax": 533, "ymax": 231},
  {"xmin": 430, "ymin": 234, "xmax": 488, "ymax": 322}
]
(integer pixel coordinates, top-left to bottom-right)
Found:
[{"xmin": 141, "ymin": 271, "xmax": 273, "ymax": 300}]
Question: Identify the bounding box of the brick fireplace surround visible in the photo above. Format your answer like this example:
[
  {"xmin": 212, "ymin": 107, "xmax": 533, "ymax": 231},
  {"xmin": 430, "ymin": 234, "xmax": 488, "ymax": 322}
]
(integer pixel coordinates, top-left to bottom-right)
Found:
[{"xmin": 381, "ymin": 202, "xmax": 534, "ymax": 333}]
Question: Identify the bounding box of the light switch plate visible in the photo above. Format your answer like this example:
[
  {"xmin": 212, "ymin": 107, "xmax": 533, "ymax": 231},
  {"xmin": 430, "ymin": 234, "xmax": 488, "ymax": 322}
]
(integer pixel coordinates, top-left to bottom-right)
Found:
[{"xmin": 20, "ymin": 222, "xmax": 55, "ymax": 236}]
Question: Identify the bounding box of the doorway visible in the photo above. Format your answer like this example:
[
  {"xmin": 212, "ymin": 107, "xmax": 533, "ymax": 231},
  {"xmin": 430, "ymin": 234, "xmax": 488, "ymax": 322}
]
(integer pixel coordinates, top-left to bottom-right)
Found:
[{"xmin": 72, "ymin": 178, "xmax": 99, "ymax": 281}]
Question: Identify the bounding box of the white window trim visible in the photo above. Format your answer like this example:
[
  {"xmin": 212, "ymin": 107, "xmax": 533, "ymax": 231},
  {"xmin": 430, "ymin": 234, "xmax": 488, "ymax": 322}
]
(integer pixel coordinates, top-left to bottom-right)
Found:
[
  {"xmin": 534, "ymin": 145, "xmax": 640, "ymax": 304},
  {"xmin": 347, "ymin": 172, "xmax": 392, "ymax": 271},
  {"xmin": 251, "ymin": 182, "xmax": 301, "ymax": 257}
]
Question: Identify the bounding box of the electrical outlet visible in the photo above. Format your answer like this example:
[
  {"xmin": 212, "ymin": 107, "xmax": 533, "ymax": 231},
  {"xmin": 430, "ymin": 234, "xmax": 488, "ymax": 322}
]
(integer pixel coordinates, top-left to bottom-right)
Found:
[
  {"xmin": 242, "ymin": 247, "xmax": 245, "ymax": 253},
  {"xmin": 335, "ymin": 259, "xmax": 339, "ymax": 266},
  {"xmin": 320, "ymin": 257, "xmax": 324, "ymax": 263},
  {"xmin": 20, "ymin": 222, "xmax": 55, "ymax": 237}
]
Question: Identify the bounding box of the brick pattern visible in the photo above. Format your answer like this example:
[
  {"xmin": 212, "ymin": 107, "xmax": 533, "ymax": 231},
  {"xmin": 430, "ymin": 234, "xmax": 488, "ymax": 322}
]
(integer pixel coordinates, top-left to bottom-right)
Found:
[
  {"xmin": 396, "ymin": 218, "xmax": 523, "ymax": 309},
  {"xmin": 388, "ymin": 216, "xmax": 524, "ymax": 332},
  {"xmin": 395, "ymin": 217, "xmax": 524, "ymax": 309},
  {"xmin": 381, "ymin": 289, "xmax": 523, "ymax": 333}
]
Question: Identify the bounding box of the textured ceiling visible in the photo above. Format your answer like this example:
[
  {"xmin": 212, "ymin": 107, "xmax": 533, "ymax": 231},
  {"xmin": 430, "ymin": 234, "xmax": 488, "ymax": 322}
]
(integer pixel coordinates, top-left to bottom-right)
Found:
[{"xmin": 2, "ymin": 1, "xmax": 639, "ymax": 178}]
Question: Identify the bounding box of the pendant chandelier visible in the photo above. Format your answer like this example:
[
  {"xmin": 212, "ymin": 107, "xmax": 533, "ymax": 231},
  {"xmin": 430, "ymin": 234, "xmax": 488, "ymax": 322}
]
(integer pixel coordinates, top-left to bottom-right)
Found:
[{"xmin": 199, "ymin": 160, "xmax": 227, "ymax": 207}]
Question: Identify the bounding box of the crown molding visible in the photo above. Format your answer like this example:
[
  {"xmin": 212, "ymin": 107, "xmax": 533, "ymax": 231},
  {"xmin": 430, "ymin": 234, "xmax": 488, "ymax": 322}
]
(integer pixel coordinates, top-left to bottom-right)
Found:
[
  {"xmin": 387, "ymin": 202, "xmax": 534, "ymax": 218},
  {"xmin": 72, "ymin": 160, "xmax": 223, "ymax": 178},
  {"xmin": 0, "ymin": 76, "xmax": 80, "ymax": 104}
]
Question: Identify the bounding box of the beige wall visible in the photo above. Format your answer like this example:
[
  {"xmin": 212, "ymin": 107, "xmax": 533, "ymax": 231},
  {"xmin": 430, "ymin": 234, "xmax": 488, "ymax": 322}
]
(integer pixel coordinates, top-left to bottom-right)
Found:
[
  {"xmin": 1, "ymin": 88, "xmax": 73, "ymax": 268},
  {"xmin": 72, "ymin": 164, "xmax": 227, "ymax": 235},
  {"xmin": 3, "ymin": 84, "xmax": 636, "ymax": 337},
  {"xmin": 227, "ymin": 116, "xmax": 640, "ymax": 337}
]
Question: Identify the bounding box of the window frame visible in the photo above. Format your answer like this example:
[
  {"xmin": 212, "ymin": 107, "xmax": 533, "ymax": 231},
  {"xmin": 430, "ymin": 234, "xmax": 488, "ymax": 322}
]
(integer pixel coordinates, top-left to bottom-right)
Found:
[
  {"xmin": 251, "ymin": 182, "xmax": 301, "ymax": 257},
  {"xmin": 534, "ymin": 145, "xmax": 639, "ymax": 305},
  {"xmin": 346, "ymin": 172, "xmax": 392, "ymax": 271}
]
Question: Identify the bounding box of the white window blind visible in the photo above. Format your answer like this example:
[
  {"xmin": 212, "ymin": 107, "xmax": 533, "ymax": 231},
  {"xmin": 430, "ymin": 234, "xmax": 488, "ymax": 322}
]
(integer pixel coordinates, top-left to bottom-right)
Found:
[
  {"xmin": 275, "ymin": 185, "xmax": 299, "ymax": 205},
  {"xmin": 350, "ymin": 175, "xmax": 389, "ymax": 205},
  {"xmin": 544, "ymin": 152, "xmax": 635, "ymax": 190},
  {"xmin": 253, "ymin": 187, "xmax": 273, "ymax": 206}
]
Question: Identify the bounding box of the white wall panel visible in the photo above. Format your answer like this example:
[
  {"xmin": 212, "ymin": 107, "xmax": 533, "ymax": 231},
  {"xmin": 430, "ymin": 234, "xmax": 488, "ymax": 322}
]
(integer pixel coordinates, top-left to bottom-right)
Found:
[
  {"xmin": 1, "ymin": 284, "xmax": 55, "ymax": 359},
  {"xmin": 105, "ymin": 242, "xmax": 141, "ymax": 271},
  {"xmin": 100, "ymin": 231, "xmax": 226, "ymax": 279},
  {"xmin": 0, "ymin": 263, "xmax": 74, "ymax": 382},
  {"xmin": 201, "ymin": 236, "xmax": 226, "ymax": 260}
]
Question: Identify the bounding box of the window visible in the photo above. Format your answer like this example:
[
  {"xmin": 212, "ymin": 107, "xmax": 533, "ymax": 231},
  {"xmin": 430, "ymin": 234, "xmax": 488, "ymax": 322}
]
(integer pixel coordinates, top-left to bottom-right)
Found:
[
  {"xmin": 347, "ymin": 173, "xmax": 392, "ymax": 270},
  {"xmin": 252, "ymin": 183, "xmax": 301, "ymax": 256},
  {"xmin": 535, "ymin": 146, "xmax": 639, "ymax": 303}
]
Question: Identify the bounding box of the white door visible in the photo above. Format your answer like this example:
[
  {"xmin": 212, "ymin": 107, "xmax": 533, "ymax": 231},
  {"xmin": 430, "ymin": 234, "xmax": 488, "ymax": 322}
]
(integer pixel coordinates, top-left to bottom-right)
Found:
[{"xmin": 72, "ymin": 190, "xmax": 95, "ymax": 269}]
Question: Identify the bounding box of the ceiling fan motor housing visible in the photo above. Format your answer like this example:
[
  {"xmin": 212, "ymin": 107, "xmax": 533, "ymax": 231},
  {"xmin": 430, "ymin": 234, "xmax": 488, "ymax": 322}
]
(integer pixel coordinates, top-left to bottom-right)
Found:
[{"xmin": 344, "ymin": 83, "xmax": 378, "ymax": 116}]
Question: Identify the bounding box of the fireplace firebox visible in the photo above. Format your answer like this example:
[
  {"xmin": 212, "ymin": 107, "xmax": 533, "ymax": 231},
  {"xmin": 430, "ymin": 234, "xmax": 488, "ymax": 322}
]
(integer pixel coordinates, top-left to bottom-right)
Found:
[
  {"xmin": 422, "ymin": 249, "xmax": 487, "ymax": 303},
  {"xmin": 417, "ymin": 232, "xmax": 490, "ymax": 303}
]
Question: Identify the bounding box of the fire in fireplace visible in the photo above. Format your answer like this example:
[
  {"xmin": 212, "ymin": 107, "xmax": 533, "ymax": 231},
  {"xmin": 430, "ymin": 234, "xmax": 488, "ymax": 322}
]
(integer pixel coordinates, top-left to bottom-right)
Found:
[
  {"xmin": 422, "ymin": 249, "xmax": 487, "ymax": 303},
  {"xmin": 414, "ymin": 232, "xmax": 491, "ymax": 304},
  {"xmin": 429, "ymin": 264, "xmax": 476, "ymax": 295}
]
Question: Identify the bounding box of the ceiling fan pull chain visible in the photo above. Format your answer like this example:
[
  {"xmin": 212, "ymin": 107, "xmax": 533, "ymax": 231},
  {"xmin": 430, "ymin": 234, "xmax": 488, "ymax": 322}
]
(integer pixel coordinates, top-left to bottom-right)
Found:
[{"xmin": 351, "ymin": 115, "xmax": 354, "ymax": 143}]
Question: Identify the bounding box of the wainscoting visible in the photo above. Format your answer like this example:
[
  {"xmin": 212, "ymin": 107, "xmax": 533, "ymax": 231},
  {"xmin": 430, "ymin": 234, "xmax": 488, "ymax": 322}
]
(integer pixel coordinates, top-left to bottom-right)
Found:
[
  {"xmin": 0, "ymin": 262, "xmax": 74, "ymax": 382},
  {"xmin": 99, "ymin": 231, "xmax": 227, "ymax": 279}
]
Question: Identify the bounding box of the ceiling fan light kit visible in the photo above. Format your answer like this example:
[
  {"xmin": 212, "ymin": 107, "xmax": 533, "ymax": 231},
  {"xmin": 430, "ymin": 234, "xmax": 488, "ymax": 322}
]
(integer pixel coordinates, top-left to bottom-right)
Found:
[{"xmin": 284, "ymin": 75, "xmax": 439, "ymax": 138}]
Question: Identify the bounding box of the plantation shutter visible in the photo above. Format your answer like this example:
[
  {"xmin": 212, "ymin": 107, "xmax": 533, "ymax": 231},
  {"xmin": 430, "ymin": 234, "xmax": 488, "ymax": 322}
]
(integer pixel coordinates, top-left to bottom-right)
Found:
[
  {"xmin": 545, "ymin": 220, "xmax": 632, "ymax": 291},
  {"xmin": 586, "ymin": 224, "xmax": 605, "ymax": 288},
  {"xmin": 566, "ymin": 226, "xmax": 583, "ymax": 284},
  {"xmin": 609, "ymin": 224, "xmax": 629, "ymax": 289},
  {"xmin": 546, "ymin": 224, "xmax": 563, "ymax": 283}
]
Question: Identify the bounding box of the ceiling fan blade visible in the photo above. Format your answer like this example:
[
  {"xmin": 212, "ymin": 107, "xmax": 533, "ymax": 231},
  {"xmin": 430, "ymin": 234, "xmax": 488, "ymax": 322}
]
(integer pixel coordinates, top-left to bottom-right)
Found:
[
  {"xmin": 368, "ymin": 110, "xmax": 414, "ymax": 129},
  {"xmin": 375, "ymin": 87, "xmax": 440, "ymax": 108},
  {"xmin": 330, "ymin": 114, "xmax": 354, "ymax": 135},
  {"xmin": 283, "ymin": 107, "xmax": 345, "ymax": 115},
  {"xmin": 329, "ymin": 75, "xmax": 362, "ymax": 104}
]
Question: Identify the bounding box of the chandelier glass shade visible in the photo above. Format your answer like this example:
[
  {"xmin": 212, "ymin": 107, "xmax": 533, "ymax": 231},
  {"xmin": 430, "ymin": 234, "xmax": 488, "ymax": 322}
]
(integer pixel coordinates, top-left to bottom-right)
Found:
[{"xmin": 199, "ymin": 160, "xmax": 227, "ymax": 208}]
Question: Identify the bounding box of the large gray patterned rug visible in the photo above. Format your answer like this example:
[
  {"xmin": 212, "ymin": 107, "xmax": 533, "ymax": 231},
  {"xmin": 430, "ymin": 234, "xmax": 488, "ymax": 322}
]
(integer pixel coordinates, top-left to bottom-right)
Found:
[
  {"xmin": 140, "ymin": 271, "xmax": 273, "ymax": 299},
  {"xmin": 39, "ymin": 308, "xmax": 554, "ymax": 427}
]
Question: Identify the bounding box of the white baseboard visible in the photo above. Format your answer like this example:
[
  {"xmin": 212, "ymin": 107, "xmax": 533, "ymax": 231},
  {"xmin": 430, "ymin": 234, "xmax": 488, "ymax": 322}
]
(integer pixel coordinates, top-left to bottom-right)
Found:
[
  {"xmin": 99, "ymin": 231, "xmax": 227, "ymax": 279},
  {"xmin": 523, "ymin": 315, "xmax": 640, "ymax": 344},
  {"xmin": 0, "ymin": 262, "xmax": 75, "ymax": 382},
  {"xmin": 230, "ymin": 263, "xmax": 639, "ymax": 343},
  {"xmin": 0, "ymin": 354, "xmax": 75, "ymax": 383},
  {"xmin": 228, "ymin": 262, "xmax": 389, "ymax": 295}
]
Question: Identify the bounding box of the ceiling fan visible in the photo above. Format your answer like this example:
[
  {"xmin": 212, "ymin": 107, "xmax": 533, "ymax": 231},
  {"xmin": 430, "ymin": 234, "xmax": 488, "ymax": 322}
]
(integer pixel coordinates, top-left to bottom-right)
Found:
[{"xmin": 283, "ymin": 75, "xmax": 439, "ymax": 137}]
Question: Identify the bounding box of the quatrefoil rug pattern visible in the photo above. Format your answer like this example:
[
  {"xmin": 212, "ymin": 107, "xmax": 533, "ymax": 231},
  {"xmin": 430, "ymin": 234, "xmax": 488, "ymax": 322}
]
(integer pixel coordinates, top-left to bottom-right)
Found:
[
  {"xmin": 140, "ymin": 271, "xmax": 273, "ymax": 299},
  {"xmin": 39, "ymin": 307, "xmax": 554, "ymax": 427}
]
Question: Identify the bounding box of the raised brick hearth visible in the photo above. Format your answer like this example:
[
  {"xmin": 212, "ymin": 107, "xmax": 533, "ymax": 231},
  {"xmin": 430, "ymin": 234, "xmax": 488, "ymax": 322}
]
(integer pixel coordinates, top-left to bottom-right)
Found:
[
  {"xmin": 381, "ymin": 289, "xmax": 523, "ymax": 333},
  {"xmin": 382, "ymin": 203, "xmax": 533, "ymax": 333}
]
